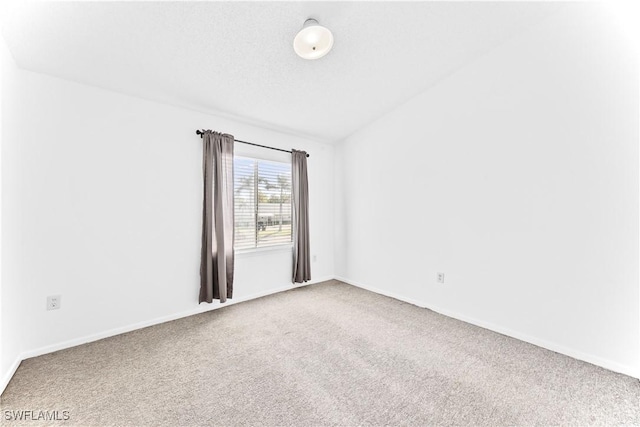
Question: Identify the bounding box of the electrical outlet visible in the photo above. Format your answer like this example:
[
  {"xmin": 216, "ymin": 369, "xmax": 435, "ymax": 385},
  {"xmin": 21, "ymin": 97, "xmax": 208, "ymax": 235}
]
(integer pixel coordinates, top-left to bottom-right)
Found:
[
  {"xmin": 437, "ymin": 273, "xmax": 445, "ymax": 284},
  {"xmin": 47, "ymin": 295, "xmax": 61, "ymax": 311}
]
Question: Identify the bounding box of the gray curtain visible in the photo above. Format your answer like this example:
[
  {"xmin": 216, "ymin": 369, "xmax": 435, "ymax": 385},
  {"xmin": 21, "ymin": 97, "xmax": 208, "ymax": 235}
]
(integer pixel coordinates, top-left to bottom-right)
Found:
[
  {"xmin": 292, "ymin": 149, "xmax": 311, "ymax": 283},
  {"xmin": 199, "ymin": 131, "xmax": 235, "ymax": 303}
]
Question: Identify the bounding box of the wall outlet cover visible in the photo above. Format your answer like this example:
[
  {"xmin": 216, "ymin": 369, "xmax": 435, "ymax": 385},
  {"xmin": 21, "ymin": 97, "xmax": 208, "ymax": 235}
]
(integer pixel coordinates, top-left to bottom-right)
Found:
[{"xmin": 47, "ymin": 295, "xmax": 61, "ymax": 310}]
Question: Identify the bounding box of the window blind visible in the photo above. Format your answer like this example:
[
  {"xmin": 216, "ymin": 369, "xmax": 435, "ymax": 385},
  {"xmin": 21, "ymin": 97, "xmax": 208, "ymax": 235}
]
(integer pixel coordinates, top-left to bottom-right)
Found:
[{"xmin": 234, "ymin": 156, "xmax": 292, "ymax": 250}]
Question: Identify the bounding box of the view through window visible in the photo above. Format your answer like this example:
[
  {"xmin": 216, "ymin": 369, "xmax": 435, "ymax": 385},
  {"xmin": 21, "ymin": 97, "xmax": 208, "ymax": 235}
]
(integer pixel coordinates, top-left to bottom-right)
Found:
[{"xmin": 234, "ymin": 156, "xmax": 292, "ymax": 250}]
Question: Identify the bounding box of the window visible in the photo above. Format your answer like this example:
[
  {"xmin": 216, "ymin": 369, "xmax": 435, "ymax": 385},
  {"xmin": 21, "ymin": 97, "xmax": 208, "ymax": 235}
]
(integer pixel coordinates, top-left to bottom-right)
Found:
[{"xmin": 234, "ymin": 156, "xmax": 292, "ymax": 250}]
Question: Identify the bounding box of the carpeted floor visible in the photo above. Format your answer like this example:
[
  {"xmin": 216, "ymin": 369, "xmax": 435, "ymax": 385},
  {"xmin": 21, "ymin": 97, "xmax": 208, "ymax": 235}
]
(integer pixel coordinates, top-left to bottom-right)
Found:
[{"xmin": 1, "ymin": 280, "xmax": 640, "ymax": 426}]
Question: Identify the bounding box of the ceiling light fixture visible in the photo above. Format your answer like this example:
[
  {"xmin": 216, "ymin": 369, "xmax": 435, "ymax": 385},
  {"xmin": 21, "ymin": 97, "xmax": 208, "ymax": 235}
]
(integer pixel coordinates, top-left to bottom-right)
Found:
[{"xmin": 293, "ymin": 18, "xmax": 334, "ymax": 60}]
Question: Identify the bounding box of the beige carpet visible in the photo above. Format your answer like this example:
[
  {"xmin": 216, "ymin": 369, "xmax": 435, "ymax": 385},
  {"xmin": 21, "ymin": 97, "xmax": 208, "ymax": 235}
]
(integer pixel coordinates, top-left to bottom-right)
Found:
[{"xmin": 1, "ymin": 280, "xmax": 639, "ymax": 426}]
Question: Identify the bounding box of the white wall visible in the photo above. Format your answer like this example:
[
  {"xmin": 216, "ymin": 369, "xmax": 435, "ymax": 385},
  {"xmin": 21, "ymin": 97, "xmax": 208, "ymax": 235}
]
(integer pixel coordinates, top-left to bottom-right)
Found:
[
  {"xmin": 1, "ymin": 66, "xmax": 333, "ymax": 380},
  {"xmin": 0, "ymin": 30, "xmax": 4, "ymax": 391},
  {"xmin": 0, "ymin": 30, "xmax": 24, "ymax": 392},
  {"xmin": 335, "ymin": 3, "xmax": 639, "ymax": 377}
]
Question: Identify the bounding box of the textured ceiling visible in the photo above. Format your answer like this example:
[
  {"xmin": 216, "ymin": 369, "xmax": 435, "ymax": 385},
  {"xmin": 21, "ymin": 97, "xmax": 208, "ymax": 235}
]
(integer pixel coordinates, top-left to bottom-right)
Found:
[{"xmin": 0, "ymin": 1, "xmax": 563, "ymax": 142}]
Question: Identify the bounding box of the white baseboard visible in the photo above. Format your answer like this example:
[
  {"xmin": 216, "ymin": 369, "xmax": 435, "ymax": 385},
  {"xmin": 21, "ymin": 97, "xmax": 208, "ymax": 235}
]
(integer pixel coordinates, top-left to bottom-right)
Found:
[
  {"xmin": 4, "ymin": 274, "xmax": 635, "ymax": 397},
  {"xmin": 334, "ymin": 276, "xmax": 425, "ymax": 308},
  {"xmin": 1, "ymin": 276, "xmax": 333, "ymax": 395},
  {"xmin": 335, "ymin": 276, "xmax": 640, "ymax": 380},
  {"xmin": 0, "ymin": 356, "xmax": 22, "ymax": 397}
]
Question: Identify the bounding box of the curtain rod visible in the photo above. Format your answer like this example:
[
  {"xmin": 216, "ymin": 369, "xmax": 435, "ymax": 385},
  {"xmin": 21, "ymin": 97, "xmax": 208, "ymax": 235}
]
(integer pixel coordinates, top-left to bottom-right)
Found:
[{"xmin": 196, "ymin": 130, "xmax": 310, "ymax": 158}]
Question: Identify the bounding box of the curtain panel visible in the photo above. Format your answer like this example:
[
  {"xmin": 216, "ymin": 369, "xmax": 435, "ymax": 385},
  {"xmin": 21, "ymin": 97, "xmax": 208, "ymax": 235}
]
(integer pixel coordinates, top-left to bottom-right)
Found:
[
  {"xmin": 292, "ymin": 149, "xmax": 311, "ymax": 283},
  {"xmin": 199, "ymin": 131, "xmax": 235, "ymax": 303}
]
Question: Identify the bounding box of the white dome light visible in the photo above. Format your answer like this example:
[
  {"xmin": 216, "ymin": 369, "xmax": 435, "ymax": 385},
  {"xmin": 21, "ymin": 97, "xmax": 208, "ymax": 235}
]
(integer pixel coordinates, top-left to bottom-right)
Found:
[{"xmin": 293, "ymin": 18, "xmax": 334, "ymax": 60}]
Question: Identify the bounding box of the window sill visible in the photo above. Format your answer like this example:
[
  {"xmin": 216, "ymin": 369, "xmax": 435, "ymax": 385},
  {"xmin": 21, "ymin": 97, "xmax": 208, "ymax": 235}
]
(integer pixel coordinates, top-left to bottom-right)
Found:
[{"xmin": 235, "ymin": 244, "xmax": 293, "ymax": 257}]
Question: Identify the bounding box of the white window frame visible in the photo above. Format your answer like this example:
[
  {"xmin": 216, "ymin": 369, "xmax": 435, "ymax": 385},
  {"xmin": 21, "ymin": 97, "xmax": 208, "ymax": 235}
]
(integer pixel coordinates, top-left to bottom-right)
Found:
[{"xmin": 233, "ymin": 152, "xmax": 293, "ymax": 253}]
